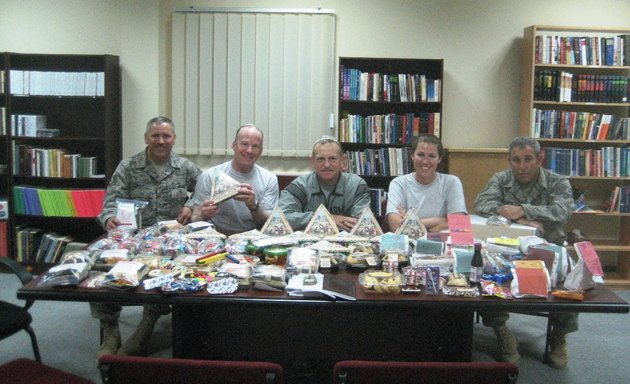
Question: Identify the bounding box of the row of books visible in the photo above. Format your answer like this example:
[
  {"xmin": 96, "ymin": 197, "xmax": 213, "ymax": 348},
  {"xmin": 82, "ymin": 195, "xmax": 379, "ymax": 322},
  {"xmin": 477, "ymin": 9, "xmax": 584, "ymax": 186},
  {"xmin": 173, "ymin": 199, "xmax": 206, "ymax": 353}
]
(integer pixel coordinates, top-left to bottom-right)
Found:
[
  {"xmin": 369, "ymin": 188, "xmax": 387, "ymax": 218},
  {"xmin": 9, "ymin": 114, "xmax": 59, "ymax": 137},
  {"xmin": 12, "ymin": 186, "xmax": 105, "ymax": 217},
  {"xmin": 344, "ymin": 147, "xmax": 413, "ymax": 177},
  {"xmin": 9, "ymin": 70, "xmax": 105, "ymax": 97},
  {"xmin": 0, "ymin": 107, "xmax": 5, "ymax": 135},
  {"xmin": 534, "ymin": 70, "xmax": 630, "ymax": 103},
  {"xmin": 0, "ymin": 70, "xmax": 5, "ymax": 95},
  {"xmin": 0, "ymin": 221, "xmax": 7, "ymax": 257},
  {"xmin": 339, "ymin": 112, "xmax": 440, "ymax": 145},
  {"xmin": 14, "ymin": 226, "xmax": 85, "ymax": 264},
  {"xmin": 12, "ymin": 144, "xmax": 101, "ymax": 178},
  {"xmin": 531, "ymin": 109, "xmax": 630, "ymax": 141},
  {"xmin": 543, "ymin": 146, "xmax": 630, "ymax": 178},
  {"xmin": 603, "ymin": 185, "xmax": 630, "ymax": 213},
  {"xmin": 340, "ymin": 66, "xmax": 441, "ymax": 103},
  {"xmin": 535, "ymin": 34, "xmax": 629, "ymax": 66}
]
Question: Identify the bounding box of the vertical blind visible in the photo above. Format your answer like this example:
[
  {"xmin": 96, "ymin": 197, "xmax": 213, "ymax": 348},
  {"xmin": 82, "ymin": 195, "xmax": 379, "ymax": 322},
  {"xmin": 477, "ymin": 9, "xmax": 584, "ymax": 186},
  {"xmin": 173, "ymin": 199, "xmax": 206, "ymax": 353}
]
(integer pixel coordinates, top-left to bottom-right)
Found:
[{"xmin": 171, "ymin": 9, "xmax": 336, "ymax": 157}]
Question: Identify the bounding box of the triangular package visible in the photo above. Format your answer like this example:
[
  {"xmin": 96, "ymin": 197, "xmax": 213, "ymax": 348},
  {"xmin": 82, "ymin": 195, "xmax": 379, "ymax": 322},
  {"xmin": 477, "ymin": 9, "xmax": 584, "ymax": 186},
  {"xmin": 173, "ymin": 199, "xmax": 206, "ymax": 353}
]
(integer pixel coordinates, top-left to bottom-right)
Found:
[
  {"xmin": 261, "ymin": 206, "xmax": 293, "ymax": 236},
  {"xmin": 210, "ymin": 172, "xmax": 240, "ymax": 204},
  {"xmin": 573, "ymin": 241, "xmax": 604, "ymax": 277},
  {"xmin": 395, "ymin": 208, "xmax": 427, "ymax": 240},
  {"xmin": 304, "ymin": 204, "xmax": 339, "ymax": 237},
  {"xmin": 350, "ymin": 207, "xmax": 383, "ymax": 238}
]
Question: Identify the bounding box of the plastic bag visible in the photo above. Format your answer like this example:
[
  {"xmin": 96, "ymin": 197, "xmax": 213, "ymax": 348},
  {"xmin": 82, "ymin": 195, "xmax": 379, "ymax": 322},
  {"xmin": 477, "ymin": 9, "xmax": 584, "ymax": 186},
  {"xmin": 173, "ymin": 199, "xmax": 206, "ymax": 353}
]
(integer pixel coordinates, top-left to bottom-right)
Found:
[
  {"xmin": 37, "ymin": 262, "xmax": 91, "ymax": 287},
  {"xmin": 115, "ymin": 198, "xmax": 148, "ymax": 230},
  {"xmin": 103, "ymin": 261, "xmax": 148, "ymax": 288}
]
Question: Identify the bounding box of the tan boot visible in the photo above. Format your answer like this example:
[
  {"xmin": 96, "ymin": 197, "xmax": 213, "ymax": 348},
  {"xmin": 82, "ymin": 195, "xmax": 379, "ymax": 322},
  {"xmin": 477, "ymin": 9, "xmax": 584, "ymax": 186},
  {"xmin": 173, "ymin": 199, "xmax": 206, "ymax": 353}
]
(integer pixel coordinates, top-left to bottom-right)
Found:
[
  {"xmin": 547, "ymin": 330, "xmax": 568, "ymax": 369},
  {"xmin": 493, "ymin": 324, "xmax": 520, "ymax": 363},
  {"xmin": 117, "ymin": 310, "xmax": 161, "ymax": 356},
  {"xmin": 96, "ymin": 320, "xmax": 121, "ymax": 360}
]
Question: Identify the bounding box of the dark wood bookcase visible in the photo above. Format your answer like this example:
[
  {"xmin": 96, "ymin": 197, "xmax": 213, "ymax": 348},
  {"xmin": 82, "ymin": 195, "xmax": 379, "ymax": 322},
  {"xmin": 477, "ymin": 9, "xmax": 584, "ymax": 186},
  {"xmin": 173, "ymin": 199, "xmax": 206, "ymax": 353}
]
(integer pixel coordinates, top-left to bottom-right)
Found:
[
  {"xmin": 337, "ymin": 57, "xmax": 444, "ymax": 219},
  {"xmin": 0, "ymin": 53, "xmax": 121, "ymax": 271},
  {"xmin": 520, "ymin": 26, "xmax": 630, "ymax": 288}
]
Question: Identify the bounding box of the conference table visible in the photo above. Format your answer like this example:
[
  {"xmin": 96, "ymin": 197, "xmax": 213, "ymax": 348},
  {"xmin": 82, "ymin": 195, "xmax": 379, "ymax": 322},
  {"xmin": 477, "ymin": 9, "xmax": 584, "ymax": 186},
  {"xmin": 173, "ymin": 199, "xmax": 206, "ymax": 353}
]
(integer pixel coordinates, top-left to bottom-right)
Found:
[{"xmin": 17, "ymin": 268, "xmax": 629, "ymax": 368}]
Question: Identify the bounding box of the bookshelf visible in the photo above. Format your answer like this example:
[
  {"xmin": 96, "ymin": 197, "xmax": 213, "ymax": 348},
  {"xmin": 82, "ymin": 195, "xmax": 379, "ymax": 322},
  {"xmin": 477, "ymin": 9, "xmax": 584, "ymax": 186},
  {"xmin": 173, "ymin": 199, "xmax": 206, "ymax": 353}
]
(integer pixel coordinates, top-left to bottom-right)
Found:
[
  {"xmin": 520, "ymin": 26, "xmax": 630, "ymax": 288},
  {"xmin": 0, "ymin": 54, "xmax": 7, "ymax": 257},
  {"xmin": 338, "ymin": 57, "xmax": 444, "ymax": 219},
  {"xmin": 1, "ymin": 53, "xmax": 121, "ymax": 271}
]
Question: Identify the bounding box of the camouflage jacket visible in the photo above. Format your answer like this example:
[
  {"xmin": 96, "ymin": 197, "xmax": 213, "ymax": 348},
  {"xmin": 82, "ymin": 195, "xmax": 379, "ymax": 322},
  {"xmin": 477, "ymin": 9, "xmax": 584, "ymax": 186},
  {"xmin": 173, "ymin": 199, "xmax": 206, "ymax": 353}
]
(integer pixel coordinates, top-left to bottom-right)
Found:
[
  {"xmin": 473, "ymin": 167, "xmax": 574, "ymax": 245},
  {"xmin": 97, "ymin": 150, "xmax": 201, "ymax": 229}
]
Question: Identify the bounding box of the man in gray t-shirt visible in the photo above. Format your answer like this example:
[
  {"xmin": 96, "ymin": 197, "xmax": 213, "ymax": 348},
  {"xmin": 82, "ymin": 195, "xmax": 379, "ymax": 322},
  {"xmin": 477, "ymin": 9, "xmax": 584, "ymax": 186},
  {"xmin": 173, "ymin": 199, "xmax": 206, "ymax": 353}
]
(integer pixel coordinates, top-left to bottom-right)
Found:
[{"xmin": 191, "ymin": 124, "xmax": 278, "ymax": 235}]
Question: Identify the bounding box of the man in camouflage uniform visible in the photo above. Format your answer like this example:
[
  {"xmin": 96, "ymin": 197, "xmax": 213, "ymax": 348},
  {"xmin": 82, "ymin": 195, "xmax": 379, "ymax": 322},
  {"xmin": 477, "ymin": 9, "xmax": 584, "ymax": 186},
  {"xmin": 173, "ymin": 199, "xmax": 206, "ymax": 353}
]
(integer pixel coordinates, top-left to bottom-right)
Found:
[
  {"xmin": 93, "ymin": 116, "xmax": 201, "ymax": 359},
  {"xmin": 474, "ymin": 136, "xmax": 576, "ymax": 369}
]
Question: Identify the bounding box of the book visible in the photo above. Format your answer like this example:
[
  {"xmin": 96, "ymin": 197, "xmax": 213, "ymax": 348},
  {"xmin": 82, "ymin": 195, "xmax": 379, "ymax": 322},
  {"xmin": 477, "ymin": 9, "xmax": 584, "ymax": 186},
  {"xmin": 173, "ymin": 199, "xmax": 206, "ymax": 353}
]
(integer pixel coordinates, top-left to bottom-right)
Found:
[
  {"xmin": 448, "ymin": 213, "xmax": 474, "ymax": 245},
  {"xmin": 0, "ymin": 221, "xmax": 7, "ymax": 257},
  {"xmin": 286, "ymin": 273, "xmax": 356, "ymax": 301}
]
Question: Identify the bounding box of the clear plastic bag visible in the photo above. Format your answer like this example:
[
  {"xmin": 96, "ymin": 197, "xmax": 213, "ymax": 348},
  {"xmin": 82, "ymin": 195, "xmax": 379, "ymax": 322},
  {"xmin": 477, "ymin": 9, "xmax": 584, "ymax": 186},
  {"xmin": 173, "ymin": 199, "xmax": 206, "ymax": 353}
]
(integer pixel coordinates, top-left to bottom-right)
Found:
[
  {"xmin": 115, "ymin": 198, "xmax": 148, "ymax": 230},
  {"xmin": 37, "ymin": 262, "xmax": 91, "ymax": 287},
  {"xmin": 251, "ymin": 264, "xmax": 287, "ymax": 290}
]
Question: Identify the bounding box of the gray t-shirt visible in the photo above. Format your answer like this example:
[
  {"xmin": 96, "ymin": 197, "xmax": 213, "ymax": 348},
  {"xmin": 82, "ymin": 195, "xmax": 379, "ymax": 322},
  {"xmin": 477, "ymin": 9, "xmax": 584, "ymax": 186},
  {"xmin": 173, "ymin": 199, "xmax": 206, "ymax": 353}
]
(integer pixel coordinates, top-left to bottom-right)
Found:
[
  {"xmin": 386, "ymin": 173, "xmax": 467, "ymax": 218},
  {"xmin": 192, "ymin": 160, "xmax": 278, "ymax": 234}
]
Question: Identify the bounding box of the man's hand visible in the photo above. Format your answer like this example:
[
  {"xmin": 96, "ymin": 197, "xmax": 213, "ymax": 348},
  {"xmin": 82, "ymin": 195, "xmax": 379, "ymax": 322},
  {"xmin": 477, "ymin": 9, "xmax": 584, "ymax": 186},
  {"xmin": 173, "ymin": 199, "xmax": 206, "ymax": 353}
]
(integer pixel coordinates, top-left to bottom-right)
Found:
[
  {"xmin": 177, "ymin": 206, "xmax": 193, "ymax": 225},
  {"xmin": 105, "ymin": 217, "xmax": 121, "ymax": 231},
  {"xmin": 498, "ymin": 204, "xmax": 525, "ymax": 220},
  {"xmin": 200, "ymin": 200, "xmax": 220, "ymax": 220},
  {"xmin": 233, "ymin": 183, "xmax": 258, "ymax": 211},
  {"xmin": 332, "ymin": 215, "xmax": 357, "ymax": 232}
]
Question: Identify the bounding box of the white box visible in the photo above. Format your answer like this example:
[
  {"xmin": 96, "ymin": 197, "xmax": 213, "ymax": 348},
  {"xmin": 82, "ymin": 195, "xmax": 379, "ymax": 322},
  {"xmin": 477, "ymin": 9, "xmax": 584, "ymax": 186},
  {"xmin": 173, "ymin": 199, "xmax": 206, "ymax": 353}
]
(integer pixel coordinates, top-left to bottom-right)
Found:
[{"xmin": 470, "ymin": 214, "xmax": 536, "ymax": 240}]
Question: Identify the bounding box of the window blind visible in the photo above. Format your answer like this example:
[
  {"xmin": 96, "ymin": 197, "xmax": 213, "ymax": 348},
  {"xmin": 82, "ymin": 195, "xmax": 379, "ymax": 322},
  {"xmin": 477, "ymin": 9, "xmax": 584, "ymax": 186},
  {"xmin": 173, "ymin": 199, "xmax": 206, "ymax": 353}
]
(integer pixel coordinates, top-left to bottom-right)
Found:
[{"xmin": 171, "ymin": 9, "xmax": 336, "ymax": 157}]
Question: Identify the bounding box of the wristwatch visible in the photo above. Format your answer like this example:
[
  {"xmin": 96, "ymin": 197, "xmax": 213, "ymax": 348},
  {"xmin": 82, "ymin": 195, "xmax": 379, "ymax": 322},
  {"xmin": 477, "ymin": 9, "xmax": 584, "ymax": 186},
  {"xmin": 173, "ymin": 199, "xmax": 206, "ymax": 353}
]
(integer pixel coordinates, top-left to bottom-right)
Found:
[{"xmin": 249, "ymin": 200, "xmax": 259, "ymax": 212}]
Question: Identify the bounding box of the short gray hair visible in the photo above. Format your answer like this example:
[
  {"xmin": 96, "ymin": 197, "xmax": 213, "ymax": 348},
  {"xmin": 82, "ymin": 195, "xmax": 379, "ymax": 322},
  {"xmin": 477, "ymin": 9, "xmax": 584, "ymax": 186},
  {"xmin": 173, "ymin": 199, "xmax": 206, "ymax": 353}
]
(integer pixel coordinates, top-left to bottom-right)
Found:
[
  {"xmin": 146, "ymin": 116, "xmax": 175, "ymax": 133},
  {"xmin": 235, "ymin": 124, "xmax": 264, "ymax": 141},
  {"xmin": 312, "ymin": 135, "xmax": 342, "ymax": 157},
  {"xmin": 509, "ymin": 136, "xmax": 541, "ymax": 157}
]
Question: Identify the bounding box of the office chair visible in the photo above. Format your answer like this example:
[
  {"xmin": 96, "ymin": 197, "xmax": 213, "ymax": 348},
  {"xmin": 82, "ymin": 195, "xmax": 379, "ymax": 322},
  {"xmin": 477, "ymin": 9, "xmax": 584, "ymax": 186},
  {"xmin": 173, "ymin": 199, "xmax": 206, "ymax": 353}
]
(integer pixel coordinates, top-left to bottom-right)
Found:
[
  {"xmin": 0, "ymin": 358, "xmax": 95, "ymax": 384},
  {"xmin": 0, "ymin": 257, "xmax": 41, "ymax": 362},
  {"xmin": 333, "ymin": 360, "xmax": 519, "ymax": 384},
  {"xmin": 98, "ymin": 355, "xmax": 284, "ymax": 384}
]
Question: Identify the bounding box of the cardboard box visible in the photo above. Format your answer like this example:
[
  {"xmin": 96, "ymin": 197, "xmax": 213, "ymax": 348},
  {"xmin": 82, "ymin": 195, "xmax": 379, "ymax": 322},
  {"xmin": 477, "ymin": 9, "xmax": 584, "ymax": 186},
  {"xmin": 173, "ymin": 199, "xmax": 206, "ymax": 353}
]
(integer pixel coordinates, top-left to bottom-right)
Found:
[{"xmin": 470, "ymin": 214, "xmax": 536, "ymax": 240}]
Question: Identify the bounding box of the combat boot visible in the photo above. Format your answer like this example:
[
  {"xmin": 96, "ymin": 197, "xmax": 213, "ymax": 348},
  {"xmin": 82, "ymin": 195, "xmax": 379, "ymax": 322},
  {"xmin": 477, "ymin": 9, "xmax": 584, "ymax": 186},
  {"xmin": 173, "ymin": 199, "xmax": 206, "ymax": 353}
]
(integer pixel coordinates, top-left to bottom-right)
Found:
[
  {"xmin": 117, "ymin": 309, "xmax": 161, "ymax": 356},
  {"xmin": 493, "ymin": 323, "xmax": 520, "ymax": 363},
  {"xmin": 547, "ymin": 329, "xmax": 568, "ymax": 369},
  {"xmin": 96, "ymin": 320, "xmax": 121, "ymax": 360}
]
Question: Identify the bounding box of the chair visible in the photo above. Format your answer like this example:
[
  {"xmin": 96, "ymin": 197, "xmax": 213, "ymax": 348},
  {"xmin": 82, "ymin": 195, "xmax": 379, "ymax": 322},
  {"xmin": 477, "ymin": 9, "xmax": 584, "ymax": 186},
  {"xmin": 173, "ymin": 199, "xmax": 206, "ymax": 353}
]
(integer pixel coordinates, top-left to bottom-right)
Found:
[
  {"xmin": 98, "ymin": 355, "xmax": 284, "ymax": 384},
  {"xmin": 0, "ymin": 257, "xmax": 41, "ymax": 362},
  {"xmin": 333, "ymin": 360, "xmax": 518, "ymax": 384},
  {"xmin": 0, "ymin": 358, "xmax": 95, "ymax": 384}
]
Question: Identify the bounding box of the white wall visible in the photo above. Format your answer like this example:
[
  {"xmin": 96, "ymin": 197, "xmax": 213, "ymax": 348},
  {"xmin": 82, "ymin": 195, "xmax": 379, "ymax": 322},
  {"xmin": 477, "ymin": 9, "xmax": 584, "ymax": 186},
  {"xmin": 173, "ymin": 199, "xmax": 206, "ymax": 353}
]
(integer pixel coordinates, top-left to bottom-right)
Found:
[{"xmin": 2, "ymin": 0, "xmax": 630, "ymax": 173}]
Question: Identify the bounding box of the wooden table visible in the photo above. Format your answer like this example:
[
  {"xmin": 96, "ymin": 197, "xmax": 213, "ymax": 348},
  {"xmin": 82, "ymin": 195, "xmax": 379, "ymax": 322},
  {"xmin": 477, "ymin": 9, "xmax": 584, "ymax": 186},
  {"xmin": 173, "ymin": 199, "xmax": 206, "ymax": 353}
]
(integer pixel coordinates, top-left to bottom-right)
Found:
[{"xmin": 18, "ymin": 270, "xmax": 629, "ymax": 367}]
